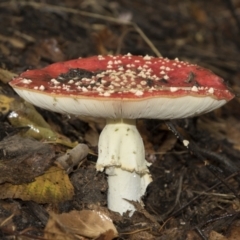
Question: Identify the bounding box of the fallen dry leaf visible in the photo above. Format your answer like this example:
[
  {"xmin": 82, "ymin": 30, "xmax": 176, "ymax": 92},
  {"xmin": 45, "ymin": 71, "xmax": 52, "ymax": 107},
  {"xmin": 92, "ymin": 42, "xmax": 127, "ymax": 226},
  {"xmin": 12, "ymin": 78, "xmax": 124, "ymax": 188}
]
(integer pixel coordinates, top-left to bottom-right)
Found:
[
  {"xmin": 186, "ymin": 230, "xmax": 202, "ymax": 240},
  {"xmin": 0, "ymin": 135, "xmax": 54, "ymax": 184},
  {"xmin": 4, "ymin": 97, "xmax": 78, "ymax": 148},
  {"xmin": 0, "ymin": 166, "xmax": 74, "ymax": 204},
  {"xmin": 225, "ymin": 220, "xmax": 240, "ymax": 240},
  {"xmin": 96, "ymin": 229, "xmax": 117, "ymax": 240},
  {"xmin": 209, "ymin": 230, "xmax": 227, "ymax": 240},
  {"xmin": 0, "ymin": 94, "xmax": 15, "ymax": 115},
  {"xmin": 44, "ymin": 210, "xmax": 118, "ymax": 239},
  {"xmin": 128, "ymin": 231, "xmax": 155, "ymax": 240},
  {"xmin": 0, "ymin": 68, "xmax": 17, "ymax": 84}
]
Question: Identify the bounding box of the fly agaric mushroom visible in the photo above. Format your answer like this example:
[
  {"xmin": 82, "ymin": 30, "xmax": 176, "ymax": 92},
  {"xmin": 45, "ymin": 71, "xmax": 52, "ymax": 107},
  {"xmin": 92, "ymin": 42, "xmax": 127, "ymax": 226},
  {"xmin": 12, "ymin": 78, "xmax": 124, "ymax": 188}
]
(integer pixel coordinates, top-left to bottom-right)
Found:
[{"xmin": 9, "ymin": 54, "xmax": 234, "ymax": 215}]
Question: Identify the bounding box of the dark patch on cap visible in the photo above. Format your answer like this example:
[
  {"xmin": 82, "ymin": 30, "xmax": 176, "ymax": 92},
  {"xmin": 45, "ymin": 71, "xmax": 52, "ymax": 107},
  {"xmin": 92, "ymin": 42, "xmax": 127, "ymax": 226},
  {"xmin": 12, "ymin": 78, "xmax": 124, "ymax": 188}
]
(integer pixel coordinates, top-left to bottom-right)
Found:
[{"xmin": 56, "ymin": 68, "xmax": 96, "ymax": 82}]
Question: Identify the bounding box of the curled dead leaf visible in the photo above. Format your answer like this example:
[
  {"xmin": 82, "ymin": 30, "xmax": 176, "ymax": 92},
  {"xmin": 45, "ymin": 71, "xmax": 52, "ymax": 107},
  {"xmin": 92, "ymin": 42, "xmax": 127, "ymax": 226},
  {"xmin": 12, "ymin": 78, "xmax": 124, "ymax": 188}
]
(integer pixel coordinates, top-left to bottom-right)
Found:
[
  {"xmin": 0, "ymin": 69, "xmax": 17, "ymax": 84},
  {"xmin": 0, "ymin": 94, "xmax": 15, "ymax": 115},
  {"xmin": 0, "ymin": 166, "xmax": 74, "ymax": 204},
  {"xmin": 44, "ymin": 210, "xmax": 118, "ymax": 239},
  {"xmin": 0, "ymin": 135, "xmax": 55, "ymax": 184},
  {"xmin": 209, "ymin": 230, "xmax": 227, "ymax": 240},
  {"xmin": 6, "ymin": 96, "xmax": 77, "ymax": 147}
]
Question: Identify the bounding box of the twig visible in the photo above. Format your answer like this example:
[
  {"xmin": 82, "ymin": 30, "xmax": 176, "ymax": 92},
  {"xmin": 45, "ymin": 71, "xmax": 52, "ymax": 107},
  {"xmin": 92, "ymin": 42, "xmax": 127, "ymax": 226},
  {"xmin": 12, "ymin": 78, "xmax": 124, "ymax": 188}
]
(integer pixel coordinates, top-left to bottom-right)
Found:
[
  {"xmin": 159, "ymin": 168, "xmax": 186, "ymax": 220},
  {"xmin": 165, "ymin": 120, "xmax": 240, "ymax": 198},
  {"xmin": 192, "ymin": 191, "xmax": 235, "ymax": 199},
  {"xmin": 1, "ymin": 1, "xmax": 162, "ymax": 57},
  {"xmin": 171, "ymin": 171, "xmax": 240, "ymax": 218},
  {"xmin": 0, "ymin": 213, "xmax": 14, "ymax": 227},
  {"xmin": 194, "ymin": 226, "xmax": 208, "ymax": 240}
]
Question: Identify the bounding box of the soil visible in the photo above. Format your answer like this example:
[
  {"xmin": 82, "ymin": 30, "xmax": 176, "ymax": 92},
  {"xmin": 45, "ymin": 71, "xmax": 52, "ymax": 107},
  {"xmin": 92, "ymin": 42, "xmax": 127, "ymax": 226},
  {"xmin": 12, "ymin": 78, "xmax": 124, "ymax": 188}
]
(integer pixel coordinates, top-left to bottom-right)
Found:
[{"xmin": 0, "ymin": 0, "xmax": 240, "ymax": 239}]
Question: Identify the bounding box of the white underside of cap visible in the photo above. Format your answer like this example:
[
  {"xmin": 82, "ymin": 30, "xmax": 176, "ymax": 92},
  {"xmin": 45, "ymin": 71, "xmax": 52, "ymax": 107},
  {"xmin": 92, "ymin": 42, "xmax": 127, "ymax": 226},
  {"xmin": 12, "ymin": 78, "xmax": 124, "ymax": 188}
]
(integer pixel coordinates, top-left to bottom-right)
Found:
[{"xmin": 14, "ymin": 89, "xmax": 226, "ymax": 119}]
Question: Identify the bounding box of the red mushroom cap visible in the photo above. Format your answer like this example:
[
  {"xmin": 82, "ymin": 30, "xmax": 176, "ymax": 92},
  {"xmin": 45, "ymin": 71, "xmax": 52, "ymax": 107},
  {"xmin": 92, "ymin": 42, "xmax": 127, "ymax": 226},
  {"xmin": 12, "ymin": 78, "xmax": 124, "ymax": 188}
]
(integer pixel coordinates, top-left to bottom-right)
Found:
[{"xmin": 9, "ymin": 54, "xmax": 234, "ymax": 119}]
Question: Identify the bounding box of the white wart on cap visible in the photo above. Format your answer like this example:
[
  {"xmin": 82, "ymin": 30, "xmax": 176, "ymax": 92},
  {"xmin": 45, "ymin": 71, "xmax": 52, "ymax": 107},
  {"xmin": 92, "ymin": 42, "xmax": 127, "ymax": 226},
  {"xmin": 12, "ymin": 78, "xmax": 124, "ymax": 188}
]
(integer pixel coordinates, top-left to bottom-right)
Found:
[{"xmin": 9, "ymin": 54, "xmax": 234, "ymax": 119}]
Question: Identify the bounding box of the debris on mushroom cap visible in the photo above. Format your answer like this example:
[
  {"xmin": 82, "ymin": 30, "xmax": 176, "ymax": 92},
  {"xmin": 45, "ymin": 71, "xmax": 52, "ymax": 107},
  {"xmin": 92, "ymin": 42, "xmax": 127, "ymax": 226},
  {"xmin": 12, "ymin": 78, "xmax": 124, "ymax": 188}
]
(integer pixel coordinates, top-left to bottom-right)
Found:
[{"xmin": 9, "ymin": 55, "xmax": 234, "ymax": 119}]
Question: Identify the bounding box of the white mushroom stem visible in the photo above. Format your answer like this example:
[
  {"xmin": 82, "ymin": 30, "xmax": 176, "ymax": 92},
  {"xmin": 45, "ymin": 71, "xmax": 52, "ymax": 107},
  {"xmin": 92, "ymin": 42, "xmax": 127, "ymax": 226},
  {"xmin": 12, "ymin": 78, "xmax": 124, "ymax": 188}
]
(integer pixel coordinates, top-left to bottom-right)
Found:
[{"xmin": 96, "ymin": 119, "xmax": 152, "ymax": 215}]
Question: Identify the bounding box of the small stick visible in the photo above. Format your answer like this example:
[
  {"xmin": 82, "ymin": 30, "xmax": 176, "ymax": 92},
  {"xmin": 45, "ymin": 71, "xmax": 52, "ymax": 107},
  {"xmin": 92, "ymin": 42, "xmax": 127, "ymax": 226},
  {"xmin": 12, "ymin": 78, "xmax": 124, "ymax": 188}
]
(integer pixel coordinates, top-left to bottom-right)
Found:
[
  {"xmin": 2, "ymin": 1, "xmax": 162, "ymax": 57},
  {"xmin": 165, "ymin": 120, "xmax": 239, "ymax": 198}
]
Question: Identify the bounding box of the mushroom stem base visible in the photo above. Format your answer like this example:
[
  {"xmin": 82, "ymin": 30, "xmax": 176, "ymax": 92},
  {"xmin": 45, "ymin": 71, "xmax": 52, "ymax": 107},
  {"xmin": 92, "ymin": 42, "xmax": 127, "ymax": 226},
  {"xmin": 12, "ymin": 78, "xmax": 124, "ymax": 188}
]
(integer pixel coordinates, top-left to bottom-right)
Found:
[
  {"xmin": 106, "ymin": 166, "xmax": 151, "ymax": 215},
  {"xmin": 97, "ymin": 118, "xmax": 152, "ymax": 215}
]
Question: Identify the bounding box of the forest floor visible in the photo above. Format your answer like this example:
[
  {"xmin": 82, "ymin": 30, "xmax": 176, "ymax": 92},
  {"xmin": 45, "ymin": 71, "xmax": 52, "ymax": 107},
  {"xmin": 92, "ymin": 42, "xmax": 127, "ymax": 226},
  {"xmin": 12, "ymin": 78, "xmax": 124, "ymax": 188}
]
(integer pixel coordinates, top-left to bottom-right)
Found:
[{"xmin": 0, "ymin": 0, "xmax": 240, "ymax": 239}]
